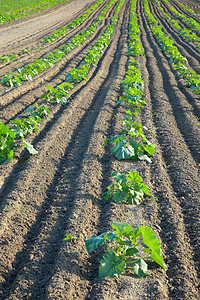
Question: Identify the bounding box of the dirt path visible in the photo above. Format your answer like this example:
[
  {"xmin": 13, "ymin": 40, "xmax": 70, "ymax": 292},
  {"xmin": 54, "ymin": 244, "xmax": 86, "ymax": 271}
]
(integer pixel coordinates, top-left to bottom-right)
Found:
[
  {"xmin": 0, "ymin": 0, "xmax": 200, "ymax": 299},
  {"xmin": 0, "ymin": 0, "xmax": 95, "ymax": 50}
]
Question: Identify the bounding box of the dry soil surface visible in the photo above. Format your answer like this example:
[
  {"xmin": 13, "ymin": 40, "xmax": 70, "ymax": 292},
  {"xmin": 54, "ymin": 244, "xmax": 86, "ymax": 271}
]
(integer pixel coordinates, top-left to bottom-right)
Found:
[{"xmin": 0, "ymin": 0, "xmax": 199, "ymax": 299}]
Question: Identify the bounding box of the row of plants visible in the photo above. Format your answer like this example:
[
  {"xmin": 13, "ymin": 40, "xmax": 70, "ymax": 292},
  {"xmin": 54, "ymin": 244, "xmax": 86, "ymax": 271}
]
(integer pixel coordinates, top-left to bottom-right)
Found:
[
  {"xmin": 178, "ymin": 0, "xmax": 200, "ymax": 17},
  {"xmin": 0, "ymin": 0, "xmax": 124, "ymax": 165},
  {"xmin": 0, "ymin": 0, "xmax": 105, "ymax": 65},
  {"xmin": 65, "ymin": 0, "xmax": 167, "ymax": 279},
  {"xmin": 0, "ymin": 0, "xmax": 117, "ymax": 88},
  {"xmin": 41, "ymin": 0, "xmax": 124, "ymax": 100},
  {"xmin": 161, "ymin": 0, "xmax": 200, "ymax": 34},
  {"xmin": 162, "ymin": 12, "xmax": 200, "ymax": 49},
  {"xmin": 151, "ymin": 0, "xmax": 200, "ymax": 49},
  {"xmin": 143, "ymin": 0, "xmax": 200, "ymax": 94},
  {"xmin": 43, "ymin": 0, "xmax": 105, "ymax": 43},
  {"xmin": 0, "ymin": 0, "xmax": 71, "ymax": 24}
]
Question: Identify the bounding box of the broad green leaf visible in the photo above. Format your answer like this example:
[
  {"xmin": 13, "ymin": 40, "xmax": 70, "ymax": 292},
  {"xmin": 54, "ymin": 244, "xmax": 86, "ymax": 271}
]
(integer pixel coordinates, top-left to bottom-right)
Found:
[
  {"xmin": 127, "ymin": 171, "xmax": 143, "ymax": 184},
  {"xmin": 0, "ymin": 123, "xmax": 15, "ymax": 141},
  {"xmin": 142, "ymin": 184, "xmax": 151, "ymax": 196},
  {"xmin": 132, "ymin": 258, "xmax": 149, "ymax": 277},
  {"xmin": 125, "ymin": 247, "xmax": 139, "ymax": 256},
  {"xmin": 112, "ymin": 190, "xmax": 127, "ymax": 204},
  {"xmin": 23, "ymin": 141, "xmax": 38, "ymax": 155},
  {"xmin": 112, "ymin": 171, "xmax": 126, "ymax": 183},
  {"xmin": 104, "ymin": 134, "xmax": 126, "ymax": 145},
  {"xmin": 112, "ymin": 222, "xmax": 132, "ymax": 238},
  {"xmin": 138, "ymin": 152, "xmax": 152, "ymax": 163},
  {"xmin": 111, "ymin": 141, "xmax": 135, "ymax": 160},
  {"xmin": 85, "ymin": 232, "xmax": 113, "ymax": 253},
  {"xmin": 138, "ymin": 226, "xmax": 167, "ymax": 271},
  {"xmin": 99, "ymin": 251, "xmax": 126, "ymax": 278},
  {"xmin": 144, "ymin": 144, "xmax": 155, "ymax": 156},
  {"xmin": 0, "ymin": 150, "xmax": 14, "ymax": 165}
]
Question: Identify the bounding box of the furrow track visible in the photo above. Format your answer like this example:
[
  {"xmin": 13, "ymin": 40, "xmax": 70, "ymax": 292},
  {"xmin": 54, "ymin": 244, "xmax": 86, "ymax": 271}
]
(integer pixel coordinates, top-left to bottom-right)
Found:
[
  {"xmin": 0, "ymin": 0, "xmax": 200, "ymax": 299},
  {"xmin": 138, "ymin": 0, "xmax": 200, "ymax": 298},
  {"xmin": 160, "ymin": 0, "xmax": 200, "ymax": 36},
  {"xmin": 167, "ymin": 0, "xmax": 200, "ymax": 22},
  {"xmin": 0, "ymin": 0, "xmax": 97, "ymax": 51},
  {"xmin": 0, "ymin": 0, "xmax": 109, "ymax": 75},
  {"xmin": 148, "ymin": 0, "xmax": 200, "ymax": 73}
]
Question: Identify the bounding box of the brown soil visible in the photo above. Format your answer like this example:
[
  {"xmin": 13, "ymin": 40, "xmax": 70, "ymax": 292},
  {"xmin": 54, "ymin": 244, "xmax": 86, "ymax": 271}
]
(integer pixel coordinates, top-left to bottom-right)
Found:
[{"xmin": 0, "ymin": 0, "xmax": 199, "ymax": 299}]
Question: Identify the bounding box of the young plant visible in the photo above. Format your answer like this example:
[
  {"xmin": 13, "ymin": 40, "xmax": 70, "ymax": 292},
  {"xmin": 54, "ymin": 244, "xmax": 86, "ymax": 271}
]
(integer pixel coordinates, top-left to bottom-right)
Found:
[
  {"xmin": 103, "ymin": 170, "xmax": 150, "ymax": 205},
  {"xmin": 41, "ymin": 83, "xmax": 73, "ymax": 104},
  {"xmin": 64, "ymin": 221, "xmax": 167, "ymax": 278},
  {"xmin": 0, "ymin": 71, "xmax": 21, "ymax": 87},
  {"xmin": 105, "ymin": 122, "xmax": 155, "ymax": 163},
  {"xmin": 0, "ymin": 123, "xmax": 15, "ymax": 164}
]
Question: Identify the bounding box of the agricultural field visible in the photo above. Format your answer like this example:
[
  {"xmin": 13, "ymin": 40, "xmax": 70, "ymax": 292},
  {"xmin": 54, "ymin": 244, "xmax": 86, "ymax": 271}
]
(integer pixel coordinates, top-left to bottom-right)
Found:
[{"xmin": 0, "ymin": 0, "xmax": 199, "ymax": 298}]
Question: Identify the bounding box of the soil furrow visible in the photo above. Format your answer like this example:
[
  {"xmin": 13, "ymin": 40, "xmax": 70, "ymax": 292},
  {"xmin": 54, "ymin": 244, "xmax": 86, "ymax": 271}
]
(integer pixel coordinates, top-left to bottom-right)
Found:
[
  {"xmin": 160, "ymin": 0, "xmax": 200, "ymax": 37},
  {"xmin": 167, "ymin": 0, "xmax": 200, "ymax": 22},
  {"xmin": 0, "ymin": 0, "xmax": 97, "ymax": 50},
  {"xmin": 138, "ymin": 0, "xmax": 200, "ymax": 298},
  {"xmin": 0, "ymin": 3, "xmax": 117, "ymax": 121},
  {"xmin": 148, "ymin": 1, "xmax": 200, "ymax": 74},
  {"xmin": 0, "ymin": 0, "xmax": 110, "ymax": 75},
  {"xmin": 0, "ymin": 2, "xmax": 129, "ymax": 298},
  {"xmin": 0, "ymin": 0, "xmax": 200, "ymax": 299}
]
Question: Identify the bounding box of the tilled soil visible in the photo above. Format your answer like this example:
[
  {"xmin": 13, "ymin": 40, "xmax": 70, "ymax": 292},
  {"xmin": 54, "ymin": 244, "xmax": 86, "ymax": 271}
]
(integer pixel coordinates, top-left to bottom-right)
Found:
[{"xmin": 0, "ymin": 0, "xmax": 199, "ymax": 299}]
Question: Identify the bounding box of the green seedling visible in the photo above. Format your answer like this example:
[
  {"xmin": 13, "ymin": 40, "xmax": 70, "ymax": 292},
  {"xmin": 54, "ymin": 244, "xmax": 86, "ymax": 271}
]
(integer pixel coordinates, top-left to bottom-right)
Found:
[
  {"xmin": 64, "ymin": 221, "xmax": 167, "ymax": 278},
  {"xmin": 103, "ymin": 170, "xmax": 150, "ymax": 205}
]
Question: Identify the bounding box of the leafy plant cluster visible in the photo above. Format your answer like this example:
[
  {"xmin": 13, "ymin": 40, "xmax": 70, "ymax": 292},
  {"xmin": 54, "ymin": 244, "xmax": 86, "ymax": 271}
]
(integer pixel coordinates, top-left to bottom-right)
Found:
[
  {"xmin": 0, "ymin": 53, "xmax": 17, "ymax": 63},
  {"xmin": 0, "ymin": 0, "xmax": 70, "ymax": 24},
  {"xmin": 162, "ymin": 13, "xmax": 200, "ymax": 47},
  {"xmin": 0, "ymin": 0, "xmax": 124, "ymax": 164},
  {"xmin": 63, "ymin": 0, "xmax": 167, "ymax": 280},
  {"xmin": 0, "ymin": 0, "xmax": 117, "ymax": 88},
  {"xmin": 0, "ymin": 104, "xmax": 50, "ymax": 164},
  {"xmin": 179, "ymin": 1, "xmax": 200, "ymax": 17},
  {"xmin": 105, "ymin": 62, "xmax": 155, "ymax": 163},
  {"xmin": 103, "ymin": 170, "xmax": 150, "ymax": 205},
  {"xmin": 0, "ymin": 48, "xmax": 31, "ymax": 66},
  {"xmin": 65, "ymin": 221, "xmax": 167, "ymax": 278},
  {"xmin": 143, "ymin": 0, "xmax": 200, "ymax": 95},
  {"xmin": 43, "ymin": 0, "xmax": 104, "ymax": 43},
  {"xmin": 41, "ymin": 0, "xmax": 125, "ymax": 104},
  {"xmin": 126, "ymin": 5, "xmax": 144, "ymax": 57},
  {"xmin": 0, "ymin": 0, "xmax": 105, "ymax": 65},
  {"xmin": 168, "ymin": 3, "xmax": 200, "ymax": 34}
]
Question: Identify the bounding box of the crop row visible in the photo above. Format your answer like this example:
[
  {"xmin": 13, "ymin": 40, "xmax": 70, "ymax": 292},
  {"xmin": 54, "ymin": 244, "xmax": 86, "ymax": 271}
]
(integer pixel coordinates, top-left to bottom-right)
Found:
[
  {"xmin": 0, "ymin": 0, "xmax": 169, "ymax": 281},
  {"xmin": 161, "ymin": 0, "xmax": 200, "ymax": 34},
  {"xmin": 0, "ymin": 0, "xmax": 117, "ymax": 88},
  {"xmin": 161, "ymin": 11, "xmax": 200, "ymax": 49},
  {"xmin": 178, "ymin": 0, "xmax": 200, "ymax": 17},
  {"xmin": 143, "ymin": 0, "xmax": 200, "ymax": 94},
  {"xmin": 0, "ymin": 0, "xmax": 105, "ymax": 64},
  {"xmin": 65, "ymin": 0, "xmax": 167, "ymax": 279},
  {"xmin": 0, "ymin": 0, "xmax": 123, "ymax": 164},
  {"xmin": 43, "ymin": 0, "xmax": 105, "ymax": 43},
  {"xmin": 151, "ymin": 0, "xmax": 200, "ymax": 48}
]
